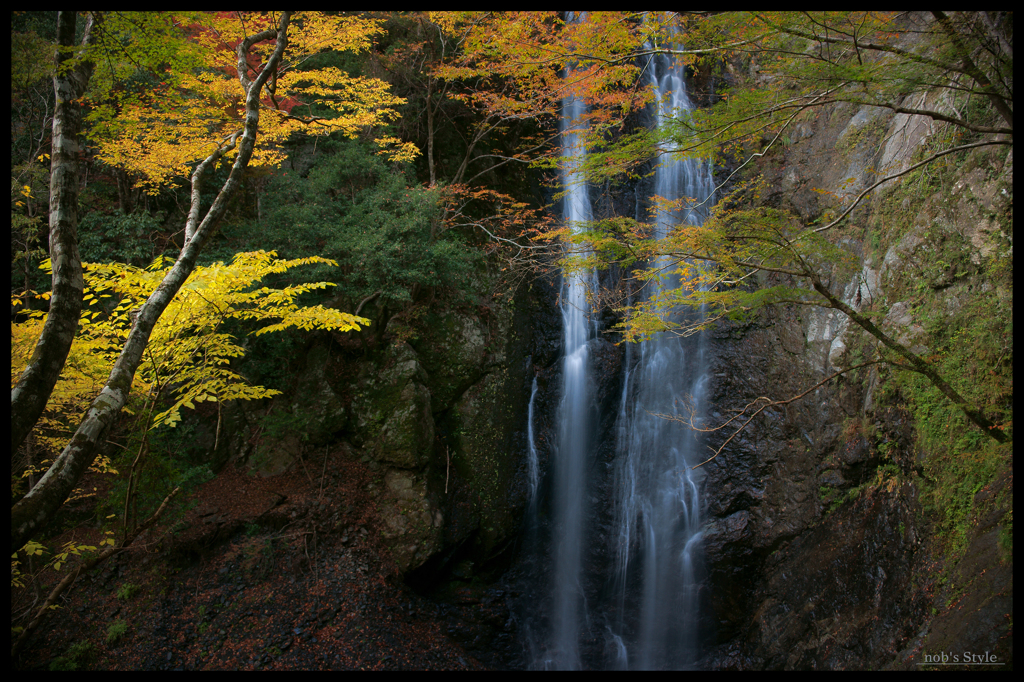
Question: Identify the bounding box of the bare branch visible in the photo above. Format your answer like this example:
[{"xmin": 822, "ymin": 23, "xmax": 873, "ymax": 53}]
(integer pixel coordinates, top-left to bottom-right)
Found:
[
  {"xmin": 810, "ymin": 139, "xmax": 1011, "ymax": 235},
  {"xmin": 656, "ymin": 360, "xmax": 883, "ymax": 469}
]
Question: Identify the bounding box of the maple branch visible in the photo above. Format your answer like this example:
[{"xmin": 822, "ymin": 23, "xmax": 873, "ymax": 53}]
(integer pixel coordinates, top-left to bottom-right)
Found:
[
  {"xmin": 931, "ymin": 10, "xmax": 1013, "ymax": 129},
  {"xmin": 806, "ymin": 269, "xmax": 1008, "ymax": 443},
  {"xmin": 840, "ymin": 97, "xmax": 1011, "ymax": 135},
  {"xmin": 262, "ymin": 109, "xmax": 334, "ymax": 126},
  {"xmin": 754, "ymin": 13, "xmax": 967, "ymax": 79},
  {"xmin": 185, "ymin": 130, "xmax": 241, "ymax": 245},
  {"xmin": 809, "ymin": 139, "xmax": 1011, "ymax": 234}
]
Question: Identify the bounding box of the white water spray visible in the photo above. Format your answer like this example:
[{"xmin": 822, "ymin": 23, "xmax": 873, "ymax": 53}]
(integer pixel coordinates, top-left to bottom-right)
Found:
[
  {"xmin": 607, "ymin": 34, "xmax": 715, "ymax": 669},
  {"xmin": 547, "ymin": 64, "xmax": 600, "ymax": 669}
]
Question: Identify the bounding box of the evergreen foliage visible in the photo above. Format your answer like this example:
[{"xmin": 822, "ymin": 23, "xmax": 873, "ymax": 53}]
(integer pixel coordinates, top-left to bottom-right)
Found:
[
  {"xmin": 78, "ymin": 211, "xmax": 165, "ymax": 266},
  {"xmin": 255, "ymin": 138, "xmax": 482, "ymax": 308}
]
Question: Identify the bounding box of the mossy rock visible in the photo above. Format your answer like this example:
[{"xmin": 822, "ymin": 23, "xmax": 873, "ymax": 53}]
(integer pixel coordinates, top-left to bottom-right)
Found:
[
  {"xmin": 375, "ymin": 379, "xmax": 434, "ymax": 468},
  {"xmin": 290, "ymin": 344, "xmax": 348, "ymax": 445},
  {"xmin": 378, "ymin": 468, "xmax": 443, "ymax": 573},
  {"xmin": 412, "ymin": 308, "xmax": 489, "ymax": 412},
  {"xmin": 349, "ymin": 342, "xmax": 429, "ymax": 447},
  {"xmin": 448, "ymin": 371, "xmax": 522, "ymax": 555}
]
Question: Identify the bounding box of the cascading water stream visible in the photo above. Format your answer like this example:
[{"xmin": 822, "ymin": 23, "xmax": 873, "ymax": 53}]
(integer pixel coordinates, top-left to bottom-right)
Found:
[
  {"xmin": 607, "ymin": 36, "xmax": 715, "ymax": 670},
  {"xmin": 530, "ymin": 17, "xmax": 715, "ymax": 670},
  {"xmin": 526, "ymin": 376, "xmax": 540, "ymax": 511},
  {"xmin": 547, "ymin": 66, "xmax": 600, "ymax": 669}
]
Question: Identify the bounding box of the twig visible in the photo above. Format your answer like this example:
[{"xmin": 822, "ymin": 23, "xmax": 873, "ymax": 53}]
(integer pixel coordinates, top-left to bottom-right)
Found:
[
  {"xmin": 311, "ymin": 528, "xmax": 318, "ymax": 585},
  {"xmin": 213, "ymin": 400, "xmax": 222, "ymax": 454},
  {"xmin": 298, "ymin": 450, "xmax": 314, "ymax": 485},
  {"xmin": 354, "ymin": 290, "xmax": 381, "ymax": 318},
  {"xmin": 317, "ymin": 446, "xmax": 328, "ymax": 501},
  {"xmin": 657, "ymin": 360, "xmax": 882, "ymax": 469},
  {"xmin": 304, "ymin": 533, "xmax": 312, "ymax": 581}
]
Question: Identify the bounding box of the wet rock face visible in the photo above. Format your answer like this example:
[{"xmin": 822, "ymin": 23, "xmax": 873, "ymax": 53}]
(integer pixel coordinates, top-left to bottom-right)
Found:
[
  {"xmin": 292, "ymin": 344, "xmax": 350, "ymax": 444},
  {"xmin": 732, "ymin": 483, "xmax": 929, "ymax": 670},
  {"xmin": 695, "ymin": 66, "xmax": 1013, "ymax": 666},
  {"xmin": 527, "ymin": 275, "xmax": 564, "ymax": 369},
  {"xmin": 696, "ymin": 300, "xmax": 941, "ymax": 670},
  {"xmin": 187, "ymin": 261, "xmax": 555, "ymax": 581},
  {"xmin": 698, "ymin": 307, "xmax": 853, "ymax": 643},
  {"xmin": 694, "ymin": 91, "xmax": 920, "ymax": 662}
]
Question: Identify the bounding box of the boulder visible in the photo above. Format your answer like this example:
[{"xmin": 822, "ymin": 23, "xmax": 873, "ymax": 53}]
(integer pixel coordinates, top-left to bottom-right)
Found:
[{"xmin": 378, "ymin": 468, "xmax": 444, "ymax": 573}]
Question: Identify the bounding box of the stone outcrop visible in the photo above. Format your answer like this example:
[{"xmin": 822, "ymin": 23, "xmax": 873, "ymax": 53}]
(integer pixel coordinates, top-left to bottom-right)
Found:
[
  {"xmin": 217, "ymin": 262, "xmax": 556, "ymax": 576},
  {"xmin": 697, "ymin": 69, "xmax": 1013, "ymax": 669}
]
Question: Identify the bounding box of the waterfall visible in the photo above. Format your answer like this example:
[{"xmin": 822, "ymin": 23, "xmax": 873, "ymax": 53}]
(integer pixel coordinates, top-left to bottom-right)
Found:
[
  {"xmin": 607, "ymin": 36, "xmax": 715, "ymax": 669},
  {"xmin": 530, "ymin": 17, "xmax": 714, "ymax": 670},
  {"xmin": 547, "ymin": 60, "xmax": 599, "ymax": 669},
  {"xmin": 527, "ymin": 376, "xmax": 540, "ymax": 510}
]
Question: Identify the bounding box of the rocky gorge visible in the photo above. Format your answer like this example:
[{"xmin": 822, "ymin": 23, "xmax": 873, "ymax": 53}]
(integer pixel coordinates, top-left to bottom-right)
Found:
[
  {"xmin": 14, "ymin": 13, "xmax": 1012, "ymax": 671},
  {"xmin": 199, "ymin": 68, "xmax": 1010, "ymax": 669}
]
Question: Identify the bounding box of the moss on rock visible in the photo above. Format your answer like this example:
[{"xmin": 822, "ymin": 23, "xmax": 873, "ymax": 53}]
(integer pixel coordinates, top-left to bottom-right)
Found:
[{"xmin": 412, "ymin": 308, "xmax": 489, "ymax": 413}]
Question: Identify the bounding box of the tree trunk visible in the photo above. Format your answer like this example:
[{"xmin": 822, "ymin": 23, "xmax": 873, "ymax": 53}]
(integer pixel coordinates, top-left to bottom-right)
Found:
[
  {"xmin": 11, "ymin": 12, "xmax": 294, "ymax": 553},
  {"xmin": 426, "ymin": 77, "xmax": 436, "ymax": 187},
  {"xmin": 10, "ymin": 12, "xmax": 98, "ymax": 457}
]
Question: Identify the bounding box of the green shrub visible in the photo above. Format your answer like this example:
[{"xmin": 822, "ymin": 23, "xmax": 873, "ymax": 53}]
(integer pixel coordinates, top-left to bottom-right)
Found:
[
  {"xmin": 49, "ymin": 640, "xmax": 95, "ymax": 671},
  {"xmin": 253, "ymin": 137, "xmax": 482, "ymax": 310},
  {"xmin": 106, "ymin": 619, "xmax": 128, "ymax": 645},
  {"xmin": 116, "ymin": 582, "xmax": 140, "ymax": 601},
  {"xmin": 78, "ymin": 210, "xmax": 163, "ymax": 266}
]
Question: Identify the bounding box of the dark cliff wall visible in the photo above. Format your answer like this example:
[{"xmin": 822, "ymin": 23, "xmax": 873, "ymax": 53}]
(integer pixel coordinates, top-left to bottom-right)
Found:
[
  {"xmin": 196, "ymin": 258, "xmax": 562, "ymax": 585},
  {"xmin": 697, "ymin": 88, "xmax": 1013, "ymax": 669}
]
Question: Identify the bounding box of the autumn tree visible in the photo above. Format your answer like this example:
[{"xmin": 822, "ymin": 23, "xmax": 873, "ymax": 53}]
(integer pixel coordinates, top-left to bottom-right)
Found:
[
  {"xmin": 11, "ymin": 11, "xmax": 414, "ymax": 552},
  {"xmin": 368, "ymin": 11, "xmax": 658, "ymax": 298},
  {"xmin": 531, "ymin": 12, "xmax": 1012, "ymax": 444},
  {"xmin": 11, "ymin": 249, "xmax": 369, "ymax": 657},
  {"xmin": 429, "ymin": 12, "xmax": 653, "ymax": 183}
]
